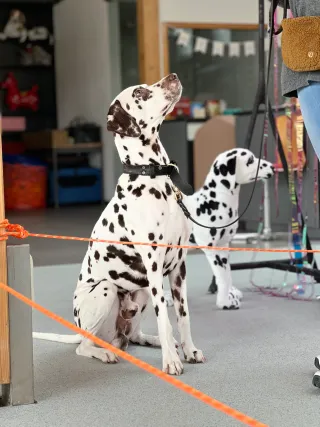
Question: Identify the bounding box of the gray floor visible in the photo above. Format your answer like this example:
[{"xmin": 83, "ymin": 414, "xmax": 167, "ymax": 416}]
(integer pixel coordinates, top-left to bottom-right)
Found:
[
  {"xmin": 7, "ymin": 205, "xmax": 104, "ymax": 266},
  {"xmin": 3, "ymin": 207, "xmax": 320, "ymax": 426},
  {"xmin": 2, "ymin": 251, "xmax": 320, "ymax": 426}
]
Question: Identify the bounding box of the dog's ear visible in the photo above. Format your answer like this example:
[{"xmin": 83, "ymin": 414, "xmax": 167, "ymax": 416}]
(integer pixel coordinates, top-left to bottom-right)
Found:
[{"xmin": 107, "ymin": 100, "xmax": 141, "ymax": 138}]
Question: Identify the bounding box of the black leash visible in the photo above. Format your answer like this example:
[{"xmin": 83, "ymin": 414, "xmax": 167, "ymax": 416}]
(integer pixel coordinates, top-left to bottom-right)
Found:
[{"xmin": 123, "ymin": 4, "xmax": 279, "ymax": 232}]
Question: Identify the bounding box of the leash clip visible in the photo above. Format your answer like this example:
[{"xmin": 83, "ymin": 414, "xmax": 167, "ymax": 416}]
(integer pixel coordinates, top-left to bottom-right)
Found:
[{"xmin": 173, "ymin": 186, "xmax": 183, "ymax": 201}]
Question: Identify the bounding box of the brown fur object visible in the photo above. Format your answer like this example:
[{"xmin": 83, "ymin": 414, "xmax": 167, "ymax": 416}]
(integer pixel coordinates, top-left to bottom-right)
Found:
[
  {"xmin": 114, "ymin": 292, "xmax": 139, "ymax": 350},
  {"xmin": 281, "ymin": 16, "xmax": 320, "ymax": 72}
]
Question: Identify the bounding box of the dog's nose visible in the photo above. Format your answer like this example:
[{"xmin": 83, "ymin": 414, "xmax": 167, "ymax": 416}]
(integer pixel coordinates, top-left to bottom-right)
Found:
[{"xmin": 168, "ymin": 73, "xmax": 178, "ymax": 81}]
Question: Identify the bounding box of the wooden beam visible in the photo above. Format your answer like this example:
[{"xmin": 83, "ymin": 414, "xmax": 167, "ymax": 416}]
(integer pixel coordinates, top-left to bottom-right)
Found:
[
  {"xmin": 137, "ymin": 0, "xmax": 160, "ymax": 84},
  {"xmin": 0, "ymin": 116, "xmax": 10, "ymax": 384}
]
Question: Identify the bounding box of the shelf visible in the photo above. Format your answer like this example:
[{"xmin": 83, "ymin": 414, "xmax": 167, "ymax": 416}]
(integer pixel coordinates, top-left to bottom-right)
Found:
[
  {"xmin": 25, "ymin": 143, "xmax": 103, "ymax": 154},
  {"xmin": 1, "ymin": 111, "xmax": 56, "ymax": 118},
  {"xmin": 54, "ymin": 143, "xmax": 102, "ymax": 154},
  {"xmin": 0, "ymin": 65, "xmax": 53, "ymax": 70}
]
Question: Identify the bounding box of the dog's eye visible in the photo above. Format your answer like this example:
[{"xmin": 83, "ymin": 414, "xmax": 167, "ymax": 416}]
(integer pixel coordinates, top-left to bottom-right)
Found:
[{"xmin": 247, "ymin": 156, "xmax": 254, "ymax": 166}]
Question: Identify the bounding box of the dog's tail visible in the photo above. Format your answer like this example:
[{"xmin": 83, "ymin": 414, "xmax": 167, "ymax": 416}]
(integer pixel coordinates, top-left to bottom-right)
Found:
[{"xmin": 33, "ymin": 332, "xmax": 82, "ymax": 344}]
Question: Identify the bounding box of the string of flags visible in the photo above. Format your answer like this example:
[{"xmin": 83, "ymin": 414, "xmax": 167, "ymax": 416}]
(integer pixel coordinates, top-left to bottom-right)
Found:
[{"xmin": 173, "ymin": 28, "xmax": 281, "ymax": 58}]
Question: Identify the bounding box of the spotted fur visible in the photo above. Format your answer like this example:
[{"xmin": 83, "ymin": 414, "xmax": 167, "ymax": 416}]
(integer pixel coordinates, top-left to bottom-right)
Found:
[
  {"xmin": 33, "ymin": 74, "xmax": 204, "ymax": 375},
  {"xmin": 186, "ymin": 148, "xmax": 274, "ymax": 309}
]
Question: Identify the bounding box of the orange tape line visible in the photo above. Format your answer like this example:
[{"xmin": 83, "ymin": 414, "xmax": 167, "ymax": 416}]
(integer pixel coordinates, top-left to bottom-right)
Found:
[
  {"xmin": 0, "ymin": 219, "xmax": 318, "ymax": 254},
  {"xmin": 0, "ymin": 281, "xmax": 269, "ymax": 427}
]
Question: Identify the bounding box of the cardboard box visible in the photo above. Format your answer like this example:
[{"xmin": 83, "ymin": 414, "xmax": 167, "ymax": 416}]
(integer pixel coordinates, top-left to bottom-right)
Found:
[{"xmin": 23, "ymin": 130, "xmax": 69, "ymax": 150}]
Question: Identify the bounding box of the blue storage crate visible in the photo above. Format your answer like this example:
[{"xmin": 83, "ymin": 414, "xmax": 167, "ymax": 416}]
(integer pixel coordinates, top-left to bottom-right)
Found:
[{"xmin": 49, "ymin": 167, "xmax": 102, "ymax": 205}]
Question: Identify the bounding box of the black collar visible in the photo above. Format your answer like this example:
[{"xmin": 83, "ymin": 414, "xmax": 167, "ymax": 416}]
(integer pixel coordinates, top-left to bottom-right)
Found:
[{"xmin": 122, "ymin": 161, "xmax": 194, "ymax": 196}]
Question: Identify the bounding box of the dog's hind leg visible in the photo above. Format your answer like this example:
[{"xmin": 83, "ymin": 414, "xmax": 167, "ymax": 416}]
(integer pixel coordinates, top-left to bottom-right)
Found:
[
  {"xmin": 129, "ymin": 289, "xmax": 161, "ymax": 347},
  {"xmin": 75, "ymin": 281, "xmax": 119, "ymax": 363},
  {"xmin": 204, "ymin": 248, "xmax": 241, "ymax": 309},
  {"xmin": 169, "ymin": 260, "xmax": 205, "ymax": 364}
]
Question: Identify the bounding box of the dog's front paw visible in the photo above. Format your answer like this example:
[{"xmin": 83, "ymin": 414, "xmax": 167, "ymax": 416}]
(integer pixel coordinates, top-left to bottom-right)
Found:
[
  {"xmin": 182, "ymin": 345, "xmax": 205, "ymax": 364},
  {"xmin": 230, "ymin": 286, "xmax": 243, "ymax": 300},
  {"xmin": 163, "ymin": 355, "xmax": 184, "ymax": 375},
  {"xmin": 164, "ymin": 291, "xmax": 174, "ymax": 307},
  {"xmin": 217, "ymin": 291, "xmax": 241, "ymax": 310}
]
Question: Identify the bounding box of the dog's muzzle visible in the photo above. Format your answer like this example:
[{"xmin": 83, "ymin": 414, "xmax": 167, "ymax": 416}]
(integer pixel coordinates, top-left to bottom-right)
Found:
[{"xmin": 161, "ymin": 73, "xmax": 182, "ymax": 97}]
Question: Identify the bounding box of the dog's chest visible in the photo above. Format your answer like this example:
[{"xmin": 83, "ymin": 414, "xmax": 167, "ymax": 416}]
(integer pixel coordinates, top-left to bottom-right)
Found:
[{"xmin": 78, "ymin": 175, "xmax": 190, "ymax": 292}]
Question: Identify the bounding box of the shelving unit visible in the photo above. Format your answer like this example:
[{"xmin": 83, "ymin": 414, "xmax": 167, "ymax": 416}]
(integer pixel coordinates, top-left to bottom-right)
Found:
[
  {"xmin": 0, "ymin": 1, "xmax": 58, "ymax": 135},
  {"xmin": 0, "ymin": 1, "xmax": 104, "ymax": 209},
  {"xmin": 50, "ymin": 143, "xmax": 104, "ymax": 208}
]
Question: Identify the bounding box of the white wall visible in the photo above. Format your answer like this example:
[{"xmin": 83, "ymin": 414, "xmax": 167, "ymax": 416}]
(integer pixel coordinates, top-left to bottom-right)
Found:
[
  {"xmin": 159, "ymin": 0, "xmax": 269, "ymax": 24},
  {"xmin": 53, "ymin": 0, "xmax": 117, "ymax": 202}
]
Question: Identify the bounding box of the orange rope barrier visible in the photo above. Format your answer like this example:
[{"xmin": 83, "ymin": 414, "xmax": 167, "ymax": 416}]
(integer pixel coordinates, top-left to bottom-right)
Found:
[
  {"xmin": 0, "ymin": 280, "xmax": 268, "ymax": 427},
  {"xmin": 0, "ymin": 219, "xmax": 319, "ymax": 254}
]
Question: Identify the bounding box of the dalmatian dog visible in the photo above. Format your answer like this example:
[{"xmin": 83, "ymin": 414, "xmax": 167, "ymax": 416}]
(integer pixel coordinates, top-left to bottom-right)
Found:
[
  {"xmin": 33, "ymin": 73, "xmax": 204, "ymax": 376},
  {"xmin": 166, "ymin": 148, "xmax": 274, "ymax": 309}
]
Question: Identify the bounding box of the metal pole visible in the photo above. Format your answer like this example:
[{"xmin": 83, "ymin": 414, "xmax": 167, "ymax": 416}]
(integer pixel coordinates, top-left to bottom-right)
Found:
[{"xmin": 2, "ymin": 245, "xmax": 35, "ymax": 406}]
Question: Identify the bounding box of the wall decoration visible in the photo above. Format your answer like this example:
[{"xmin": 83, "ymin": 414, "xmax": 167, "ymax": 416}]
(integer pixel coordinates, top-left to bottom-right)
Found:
[
  {"xmin": 1, "ymin": 72, "xmax": 39, "ymax": 111},
  {"xmin": 194, "ymin": 36, "xmax": 209, "ymax": 54},
  {"xmin": 176, "ymin": 29, "xmax": 192, "ymax": 47},
  {"xmin": 229, "ymin": 42, "xmax": 241, "ymax": 58},
  {"xmin": 0, "ymin": 9, "xmax": 54, "ymax": 44},
  {"xmin": 172, "ymin": 28, "xmax": 281, "ymax": 59},
  {"xmin": 212, "ymin": 41, "xmax": 225, "ymax": 57}
]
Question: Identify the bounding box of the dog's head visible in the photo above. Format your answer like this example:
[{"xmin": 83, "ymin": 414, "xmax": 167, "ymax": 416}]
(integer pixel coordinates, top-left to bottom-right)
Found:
[
  {"xmin": 212, "ymin": 148, "xmax": 274, "ymax": 190},
  {"xmin": 118, "ymin": 292, "xmax": 139, "ymax": 320},
  {"xmin": 106, "ymin": 73, "xmax": 182, "ymax": 139}
]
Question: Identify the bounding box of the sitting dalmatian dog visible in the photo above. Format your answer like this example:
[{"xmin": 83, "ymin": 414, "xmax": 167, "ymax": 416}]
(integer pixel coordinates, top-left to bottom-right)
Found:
[
  {"xmin": 33, "ymin": 73, "xmax": 204, "ymax": 376},
  {"xmin": 166, "ymin": 148, "xmax": 274, "ymax": 309}
]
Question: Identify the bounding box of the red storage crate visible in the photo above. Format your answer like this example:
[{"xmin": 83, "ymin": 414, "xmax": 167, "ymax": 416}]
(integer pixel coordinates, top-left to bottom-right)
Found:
[{"xmin": 4, "ymin": 157, "xmax": 47, "ymax": 210}]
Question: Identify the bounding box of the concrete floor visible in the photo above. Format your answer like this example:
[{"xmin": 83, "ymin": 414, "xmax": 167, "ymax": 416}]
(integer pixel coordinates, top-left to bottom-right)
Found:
[{"xmin": 2, "ymin": 206, "xmax": 320, "ymax": 427}]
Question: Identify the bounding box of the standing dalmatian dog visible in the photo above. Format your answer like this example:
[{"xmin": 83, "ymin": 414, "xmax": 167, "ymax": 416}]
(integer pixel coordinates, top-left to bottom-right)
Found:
[
  {"xmin": 33, "ymin": 73, "xmax": 204, "ymax": 376},
  {"xmin": 185, "ymin": 148, "xmax": 274, "ymax": 309}
]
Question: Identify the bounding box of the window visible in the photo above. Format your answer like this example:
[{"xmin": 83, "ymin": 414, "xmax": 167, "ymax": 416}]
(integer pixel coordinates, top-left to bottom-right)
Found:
[{"xmin": 166, "ymin": 25, "xmax": 284, "ymax": 110}]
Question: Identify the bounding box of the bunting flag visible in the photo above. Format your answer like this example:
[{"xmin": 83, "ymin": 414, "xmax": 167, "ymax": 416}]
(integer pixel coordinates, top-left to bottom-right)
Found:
[
  {"xmin": 244, "ymin": 40, "xmax": 255, "ymax": 57},
  {"xmin": 172, "ymin": 28, "xmax": 282, "ymax": 58},
  {"xmin": 194, "ymin": 36, "xmax": 209, "ymax": 54},
  {"xmin": 212, "ymin": 41, "xmax": 225, "ymax": 57},
  {"xmin": 229, "ymin": 42, "xmax": 241, "ymax": 57},
  {"xmin": 176, "ymin": 30, "xmax": 192, "ymax": 47}
]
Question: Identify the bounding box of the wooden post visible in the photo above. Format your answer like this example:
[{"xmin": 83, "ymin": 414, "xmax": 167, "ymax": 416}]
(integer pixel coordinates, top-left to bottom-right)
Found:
[
  {"xmin": 0, "ymin": 116, "xmax": 10, "ymax": 384},
  {"xmin": 137, "ymin": 0, "xmax": 161, "ymax": 84}
]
